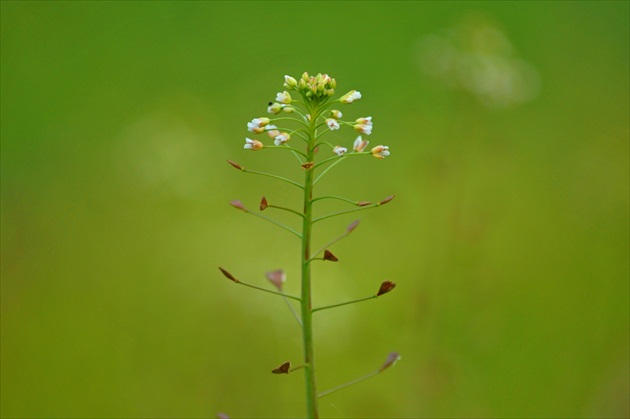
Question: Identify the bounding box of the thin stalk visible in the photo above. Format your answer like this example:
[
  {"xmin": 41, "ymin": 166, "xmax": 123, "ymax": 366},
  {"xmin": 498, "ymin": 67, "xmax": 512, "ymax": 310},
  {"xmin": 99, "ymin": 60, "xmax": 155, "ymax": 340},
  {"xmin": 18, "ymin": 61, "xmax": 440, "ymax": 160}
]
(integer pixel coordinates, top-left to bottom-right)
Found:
[
  {"xmin": 243, "ymin": 168, "xmax": 304, "ymax": 189},
  {"xmin": 300, "ymin": 105, "xmax": 319, "ymax": 419},
  {"xmin": 318, "ymin": 370, "xmax": 379, "ymax": 398},
  {"xmin": 312, "ymin": 295, "xmax": 377, "ymax": 313},
  {"xmin": 312, "ymin": 204, "xmax": 377, "ymax": 224},
  {"xmin": 268, "ymin": 204, "xmax": 305, "ymax": 219},
  {"xmin": 236, "ymin": 281, "xmax": 302, "ymax": 301},
  {"xmin": 246, "ymin": 211, "xmax": 302, "ymax": 238}
]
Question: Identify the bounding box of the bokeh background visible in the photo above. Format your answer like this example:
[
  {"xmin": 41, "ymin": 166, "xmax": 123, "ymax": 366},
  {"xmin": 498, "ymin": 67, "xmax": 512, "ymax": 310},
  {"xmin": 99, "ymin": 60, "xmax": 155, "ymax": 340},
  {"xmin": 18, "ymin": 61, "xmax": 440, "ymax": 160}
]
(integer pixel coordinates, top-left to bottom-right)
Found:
[{"xmin": 2, "ymin": 1, "xmax": 628, "ymax": 418}]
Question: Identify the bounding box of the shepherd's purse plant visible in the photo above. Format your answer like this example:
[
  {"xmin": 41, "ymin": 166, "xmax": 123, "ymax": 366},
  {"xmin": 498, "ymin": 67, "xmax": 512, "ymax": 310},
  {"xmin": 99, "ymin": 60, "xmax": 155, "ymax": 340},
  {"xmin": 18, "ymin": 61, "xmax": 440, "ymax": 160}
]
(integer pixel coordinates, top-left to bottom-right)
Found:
[{"xmin": 219, "ymin": 72, "xmax": 400, "ymax": 418}]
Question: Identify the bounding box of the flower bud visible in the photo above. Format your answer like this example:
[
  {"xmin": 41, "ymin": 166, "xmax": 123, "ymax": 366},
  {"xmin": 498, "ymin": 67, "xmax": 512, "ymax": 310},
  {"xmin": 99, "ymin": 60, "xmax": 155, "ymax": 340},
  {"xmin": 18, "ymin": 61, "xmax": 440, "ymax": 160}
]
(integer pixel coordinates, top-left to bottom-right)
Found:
[
  {"xmin": 376, "ymin": 280, "xmax": 396, "ymax": 296},
  {"xmin": 260, "ymin": 196, "xmax": 268, "ymax": 211},
  {"xmin": 276, "ymin": 91, "xmax": 292, "ymax": 104},
  {"xmin": 283, "ymin": 75, "xmax": 298, "ymax": 89},
  {"xmin": 330, "ymin": 110, "xmax": 342, "ymax": 119},
  {"xmin": 323, "ymin": 250, "xmax": 339, "ymax": 262},
  {"xmin": 356, "ymin": 201, "xmax": 372, "ymax": 207},
  {"xmin": 244, "ymin": 138, "xmax": 263, "ymax": 150},
  {"xmin": 282, "ymin": 106, "xmax": 295, "ymax": 113},
  {"xmin": 339, "ymin": 90, "xmax": 362, "ymax": 104},
  {"xmin": 267, "ymin": 102, "xmax": 284, "ymax": 114}
]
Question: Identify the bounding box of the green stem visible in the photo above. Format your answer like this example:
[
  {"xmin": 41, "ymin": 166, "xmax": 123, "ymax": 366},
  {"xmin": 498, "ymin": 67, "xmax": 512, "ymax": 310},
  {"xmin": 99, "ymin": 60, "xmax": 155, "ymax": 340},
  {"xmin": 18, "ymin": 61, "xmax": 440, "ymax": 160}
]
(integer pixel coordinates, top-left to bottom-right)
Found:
[
  {"xmin": 312, "ymin": 295, "xmax": 377, "ymax": 313},
  {"xmin": 244, "ymin": 168, "xmax": 303, "ymax": 189},
  {"xmin": 245, "ymin": 210, "xmax": 302, "ymax": 238},
  {"xmin": 301, "ymin": 107, "xmax": 319, "ymax": 419},
  {"xmin": 318, "ymin": 370, "xmax": 379, "ymax": 398},
  {"xmin": 312, "ymin": 204, "xmax": 377, "ymax": 224},
  {"xmin": 235, "ymin": 281, "xmax": 302, "ymax": 301}
]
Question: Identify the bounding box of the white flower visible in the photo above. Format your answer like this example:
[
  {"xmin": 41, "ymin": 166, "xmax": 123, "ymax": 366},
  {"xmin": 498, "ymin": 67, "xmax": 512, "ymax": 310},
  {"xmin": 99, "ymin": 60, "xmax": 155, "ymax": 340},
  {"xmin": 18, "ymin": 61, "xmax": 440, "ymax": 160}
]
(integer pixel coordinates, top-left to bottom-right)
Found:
[
  {"xmin": 276, "ymin": 91, "xmax": 292, "ymax": 104},
  {"xmin": 247, "ymin": 117, "xmax": 270, "ymax": 133},
  {"xmin": 326, "ymin": 118, "xmax": 340, "ymax": 130},
  {"xmin": 371, "ymin": 145, "xmax": 390, "ymax": 159},
  {"xmin": 354, "ymin": 116, "xmax": 373, "ymax": 135},
  {"xmin": 353, "ymin": 136, "xmax": 369, "ymax": 152},
  {"xmin": 244, "ymin": 138, "xmax": 263, "ymax": 150},
  {"xmin": 333, "ymin": 146, "xmax": 348, "ymax": 156},
  {"xmin": 274, "ymin": 132, "xmax": 290, "ymax": 145},
  {"xmin": 339, "ymin": 90, "xmax": 362, "ymax": 104}
]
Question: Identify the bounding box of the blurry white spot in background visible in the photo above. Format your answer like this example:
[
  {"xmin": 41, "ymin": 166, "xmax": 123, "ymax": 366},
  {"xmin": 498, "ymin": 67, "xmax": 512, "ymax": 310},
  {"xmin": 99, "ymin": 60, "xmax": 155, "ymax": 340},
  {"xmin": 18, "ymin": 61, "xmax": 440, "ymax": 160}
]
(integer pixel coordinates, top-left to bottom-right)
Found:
[
  {"xmin": 416, "ymin": 14, "xmax": 541, "ymax": 108},
  {"xmin": 115, "ymin": 108, "xmax": 225, "ymax": 199}
]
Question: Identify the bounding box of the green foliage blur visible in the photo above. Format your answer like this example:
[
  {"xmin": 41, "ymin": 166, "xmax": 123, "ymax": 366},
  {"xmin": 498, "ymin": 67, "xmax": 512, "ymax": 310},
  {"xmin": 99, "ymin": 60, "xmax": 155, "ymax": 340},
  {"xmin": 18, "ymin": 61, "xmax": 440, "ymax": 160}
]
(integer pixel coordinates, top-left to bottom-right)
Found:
[{"xmin": 1, "ymin": 2, "xmax": 628, "ymax": 418}]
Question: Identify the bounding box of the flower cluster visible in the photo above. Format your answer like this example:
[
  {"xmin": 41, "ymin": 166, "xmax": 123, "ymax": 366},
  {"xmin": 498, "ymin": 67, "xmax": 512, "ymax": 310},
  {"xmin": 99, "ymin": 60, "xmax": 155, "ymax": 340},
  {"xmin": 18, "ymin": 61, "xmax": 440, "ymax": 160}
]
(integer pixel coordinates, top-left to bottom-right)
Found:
[{"xmin": 244, "ymin": 72, "xmax": 390, "ymax": 161}]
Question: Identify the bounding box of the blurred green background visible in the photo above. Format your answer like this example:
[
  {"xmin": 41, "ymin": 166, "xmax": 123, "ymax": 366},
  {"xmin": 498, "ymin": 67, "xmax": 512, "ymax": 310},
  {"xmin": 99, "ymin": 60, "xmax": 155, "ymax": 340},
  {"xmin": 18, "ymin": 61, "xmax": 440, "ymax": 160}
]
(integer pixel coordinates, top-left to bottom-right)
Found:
[{"xmin": 1, "ymin": 1, "xmax": 628, "ymax": 418}]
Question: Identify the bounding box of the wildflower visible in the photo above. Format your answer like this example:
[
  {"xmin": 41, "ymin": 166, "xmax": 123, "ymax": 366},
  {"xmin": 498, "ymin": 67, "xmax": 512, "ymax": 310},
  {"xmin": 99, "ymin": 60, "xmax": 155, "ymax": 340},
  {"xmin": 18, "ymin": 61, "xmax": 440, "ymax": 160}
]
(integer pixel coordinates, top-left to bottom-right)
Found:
[
  {"xmin": 339, "ymin": 90, "xmax": 362, "ymax": 104},
  {"xmin": 353, "ymin": 136, "xmax": 369, "ymax": 152},
  {"xmin": 267, "ymin": 102, "xmax": 284, "ymax": 114},
  {"xmin": 330, "ymin": 110, "xmax": 342, "ymax": 119},
  {"xmin": 283, "ymin": 75, "xmax": 297, "ymax": 89},
  {"xmin": 354, "ymin": 117, "xmax": 373, "ymax": 135},
  {"xmin": 326, "ymin": 118, "xmax": 340, "ymax": 130},
  {"xmin": 333, "ymin": 146, "xmax": 347, "ymax": 156},
  {"xmin": 265, "ymin": 269, "xmax": 286, "ymax": 291},
  {"xmin": 274, "ymin": 132, "xmax": 291, "ymax": 145},
  {"xmin": 371, "ymin": 145, "xmax": 390, "ymax": 159},
  {"xmin": 247, "ymin": 117, "xmax": 271, "ymax": 133},
  {"xmin": 276, "ymin": 91, "xmax": 292, "ymax": 104},
  {"xmin": 244, "ymin": 138, "xmax": 263, "ymax": 150}
]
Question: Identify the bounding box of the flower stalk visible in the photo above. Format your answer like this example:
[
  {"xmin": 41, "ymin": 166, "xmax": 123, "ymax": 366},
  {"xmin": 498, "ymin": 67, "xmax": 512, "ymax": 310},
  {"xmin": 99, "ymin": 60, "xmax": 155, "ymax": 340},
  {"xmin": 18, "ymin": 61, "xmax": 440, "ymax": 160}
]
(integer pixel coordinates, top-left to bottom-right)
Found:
[{"xmin": 221, "ymin": 73, "xmax": 398, "ymax": 418}]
